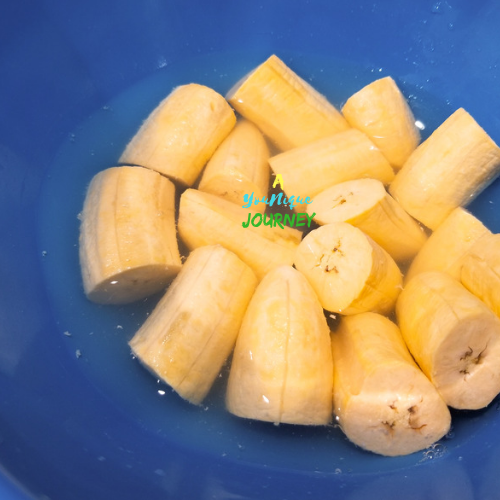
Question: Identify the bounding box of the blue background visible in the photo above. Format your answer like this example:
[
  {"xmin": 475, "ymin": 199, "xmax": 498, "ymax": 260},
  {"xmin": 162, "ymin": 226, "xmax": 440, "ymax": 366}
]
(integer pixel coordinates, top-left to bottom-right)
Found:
[{"xmin": 1, "ymin": 1, "xmax": 500, "ymax": 499}]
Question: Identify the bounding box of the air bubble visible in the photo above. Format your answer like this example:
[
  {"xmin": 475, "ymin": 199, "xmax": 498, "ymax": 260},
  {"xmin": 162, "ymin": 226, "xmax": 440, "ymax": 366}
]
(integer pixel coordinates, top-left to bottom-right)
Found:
[
  {"xmin": 420, "ymin": 443, "xmax": 446, "ymax": 462},
  {"xmin": 415, "ymin": 120, "xmax": 426, "ymax": 130}
]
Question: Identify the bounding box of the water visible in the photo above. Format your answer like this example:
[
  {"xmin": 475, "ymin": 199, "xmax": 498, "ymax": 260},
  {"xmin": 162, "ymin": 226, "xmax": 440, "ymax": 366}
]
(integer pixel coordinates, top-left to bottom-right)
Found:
[{"xmin": 37, "ymin": 50, "xmax": 471, "ymax": 474}]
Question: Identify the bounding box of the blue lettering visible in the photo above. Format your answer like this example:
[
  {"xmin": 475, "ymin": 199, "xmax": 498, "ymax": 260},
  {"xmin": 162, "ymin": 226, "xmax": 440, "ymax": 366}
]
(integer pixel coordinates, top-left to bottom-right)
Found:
[
  {"xmin": 287, "ymin": 195, "xmax": 297, "ymax": 210},
  {"xmin": 243, "ymin": 192, "xmax": 254, "ymax": 209},
  {"xmin": 269, "ymin": 192, "xmax": 283, "ymax": 207}
]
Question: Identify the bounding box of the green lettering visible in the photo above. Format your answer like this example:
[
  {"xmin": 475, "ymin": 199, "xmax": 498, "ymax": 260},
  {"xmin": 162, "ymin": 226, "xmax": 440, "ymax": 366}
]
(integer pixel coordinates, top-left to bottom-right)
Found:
[
  {"xmin": 251, "ymin": 213, "xmax": 263, "ymax": 227},
  {"xmin": 242, "ymin": 212, "xmax": 251, "ymax": 228},
  {"xmin": 283, "ymin": 213, "xmax": 296, "ymax": 227},
  {"xmin": 305, "ymin": 212, "xmax": 316, "ymax": 228},
  {"xmin": 263, "ymin": 213, "xmax": 273, "ymax": 226},
  {"xmin": 296, "ymin": 213, "xmax": 306, "ymax": 227},
  {"xmin": 274, "ymin": 213, "xmax": 285, "ymax": 229}
]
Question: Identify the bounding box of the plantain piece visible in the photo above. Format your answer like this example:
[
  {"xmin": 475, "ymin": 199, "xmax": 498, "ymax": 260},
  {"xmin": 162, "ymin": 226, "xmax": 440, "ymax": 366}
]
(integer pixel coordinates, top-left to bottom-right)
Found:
[
  {"xmin": 294, "ymin": 222, "xmax": 402, "ymax": 315},
  {"xmin": 226, "ymin": 54, "xmax": 349, "ymax": 150},
  {"xmin": 331, "ymin": 312, "xmax": 451, "ymax": 457},
  {"xmin": 226, "ymin": 265, "xmax": 333, "ymax": 425},
  {"xmin": 79, "ymin": 166, "xmax": 182, "ymax": 304},
  {"xmin": 341, "ymin": 76, "xmax": 420, "ymax": 170},
  {"xmin": 119, "ymin": 83, "xmax": 236, "ymax": 186},
  {"xmin": 308, "ymin": 178, "xmax": 427, "ymax": 262},
  {"xmin": 268, "ymin": 129, "xmax": 395, "ymax": 203},
  {"xmin": 389, "ymin": 108, "xmax": 500, "ymax": 230},
  {"xmin": 198, "ymin": 120, "xmax": 270, "ymax": 212},
  {"xmin": 461, "ymin": 233, "xmax": 500, "ymax": 318},
  {"xmin": 396, "ymin": 271, "xmax": 500, "ymax": 410},
  {"xmin": 130, "ymin": 245, "xmax": 258, "ymax": 405},
  {"xmin": 178, "ymin": 189, "xmax": 302, "ymax": 280},
  {"xmin": 405, "ymin": 207, "xmax": 491, "ymax": 284}
]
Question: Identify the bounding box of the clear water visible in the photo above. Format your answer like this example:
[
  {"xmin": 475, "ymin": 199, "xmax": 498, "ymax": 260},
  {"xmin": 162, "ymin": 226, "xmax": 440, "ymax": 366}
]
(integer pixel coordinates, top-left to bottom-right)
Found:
[{"xmin": 36, "ymin": 50, "xmax": 481, "ymax": 474}]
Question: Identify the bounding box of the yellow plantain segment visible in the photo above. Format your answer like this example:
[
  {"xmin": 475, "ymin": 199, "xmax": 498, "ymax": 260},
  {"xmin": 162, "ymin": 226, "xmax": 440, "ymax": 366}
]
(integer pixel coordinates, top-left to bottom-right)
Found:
[
  {"xmin": 79, "ymin": 166, "xmax": 182, "ymax": 304},
  {"xmin": 226, "ymin": 266, "xmax": 333, "ymax": 425},
  {"xmin": 227, "ymin": 54, "xmax": 349, "ymax": 151},
  {"xmin": 389, "ymin": 108, "xmax": 500, "ymax": 230},
  {"xmin": 268, "ymin": 129, "xmax": 394, "ymax": 204},
  {"xmin": 342, "ymin": 76, "xmax": 421, "ymax": 170},
  {"xmin": 129, "ymin": 245, "xmax": 258, "ymax": 405},
  {"xmin": 396, "ymin": 271, "xmax": 500, "ymax": 410},
  {"xmin": 294, "ymin": 222, "xmax": 402, "ymax": 315},
  {"xmin": 178, "ymin": 189, "xmax": 301, "ymax": 280},
  {"xmin": 332, "ymin": 313, "xmax": 451, "ymax": 456},
  {"xmin": 198, "ymin": 120, "xmax": 270, "ymax": 211},
  {"xmin": 307, "ymin": 178, "xmax": 427, "ymax": 262},
  {"xmin": 461, "ymin": 233, "xmax": 500, "ymax": 318},
  {"xmin": 119, "ymin": 83, "xmax": 236, "ymax": 186},
  {"xmin": 405, "ymin": 207, "xmax": 491, "ymax": 283}
]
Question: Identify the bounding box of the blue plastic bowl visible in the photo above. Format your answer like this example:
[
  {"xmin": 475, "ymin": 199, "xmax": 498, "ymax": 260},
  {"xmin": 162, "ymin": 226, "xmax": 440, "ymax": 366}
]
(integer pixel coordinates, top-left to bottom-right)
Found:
[{"xmin": 2, "ymin": 1, "xmax": 500, "ymax": 499}]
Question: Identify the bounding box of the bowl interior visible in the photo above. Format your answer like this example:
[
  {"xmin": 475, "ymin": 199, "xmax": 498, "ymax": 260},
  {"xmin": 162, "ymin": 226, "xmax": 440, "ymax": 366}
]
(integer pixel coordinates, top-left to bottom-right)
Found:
[{"xmin": 2, "ymin": 1, "xmax": 500, "ymax": 499}]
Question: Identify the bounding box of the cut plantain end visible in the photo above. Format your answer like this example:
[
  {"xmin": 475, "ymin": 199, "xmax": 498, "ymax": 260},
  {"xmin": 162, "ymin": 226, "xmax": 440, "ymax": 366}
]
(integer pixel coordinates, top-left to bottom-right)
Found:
[
  {"xmin": 332, "ymin": 313, "xmax": 451, "ymax": 456},
  {"xmin": 294, "ymin": 222, "xmax": 402, "ymax": 315},
  {"xmin": 226, "ymin": 265, "xmax": 333, "ymax": 425},
  {"xmin": 79, "ymin": 165, "xmax": 182, "ymax": 304},
  {"xmin": 397, "ymin": 271, "xmax": 500, "ymax": 410}
]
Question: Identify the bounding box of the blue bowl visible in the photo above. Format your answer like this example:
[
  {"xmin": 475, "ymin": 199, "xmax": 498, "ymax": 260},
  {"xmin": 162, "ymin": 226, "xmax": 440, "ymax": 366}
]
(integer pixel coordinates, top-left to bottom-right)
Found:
[{"xmin": 2, "ymin": 1, "xmax": 500, "ymax": 499}]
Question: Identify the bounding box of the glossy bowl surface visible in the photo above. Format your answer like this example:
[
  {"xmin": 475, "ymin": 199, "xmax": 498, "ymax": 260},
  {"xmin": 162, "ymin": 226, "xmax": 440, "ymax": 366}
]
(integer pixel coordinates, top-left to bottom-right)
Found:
[{"xmin": 2, "ymin": 1, "xmax": 500, "ymax": 499}]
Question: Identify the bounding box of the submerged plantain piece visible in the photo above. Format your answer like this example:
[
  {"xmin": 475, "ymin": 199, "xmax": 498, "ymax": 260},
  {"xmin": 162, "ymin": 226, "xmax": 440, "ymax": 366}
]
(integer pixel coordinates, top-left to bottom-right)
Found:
[
  {"xmin": 227, "ymin": 54, "xmax": 349, "ymax": 150},
  {"xmin": 389, "ymin": 108, "xmax": 500, "ymax": 230},
  {"xmin": 119, "ymin": 83, "xmax": 236, "ymax": 186},
  {"xmin": 294, "ymin": 222, "xmax": 402, "ymax": 315},
  {"xmin": 331, "ymin": 312, "xmax": 451, "ymax": 456},
  {"xmin": 461, "ymin": 233, "xmax": 500, "ymax": 319},
  {"xmin": 308, "ymin": 178, "xmax": 427, "ymax": 262},
  {"xmin": 79, "ymin": 166, "xmax": 182, "ymax": 304},
  {"xmin": 268, "ymin": 129, "xmax": 395, "ymax": 204},
  {"xmin": 178, "ymin": 188, "xmax": 302, "ymax": 280},
  {"xmin": 198, "ymin": 119, "xmax": 270, "ymax": 212},
  {"xmin": 226, "ymin": 266, "xmax": 333, "ymax": 425},
  {"xmin": 405, "ymin": 207, "xmax": 491, "ymax": 284},
  {"xmin": 397, "ymin": 271, "xmax": 500, "ymax": 410},
  {"xmin": 130, "ymin": 245, "xmax": 258, "ymax": 405},
  {"xmin": 342, "ymin": 76, "xmax": 420, "ymax": 170}
]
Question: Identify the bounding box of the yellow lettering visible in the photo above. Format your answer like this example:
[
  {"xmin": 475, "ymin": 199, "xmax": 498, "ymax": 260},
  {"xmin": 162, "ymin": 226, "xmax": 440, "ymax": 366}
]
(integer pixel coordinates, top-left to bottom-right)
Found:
[{"xmin": 272, "ymin": 174, "xmax": 284, "ymax": 190}]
